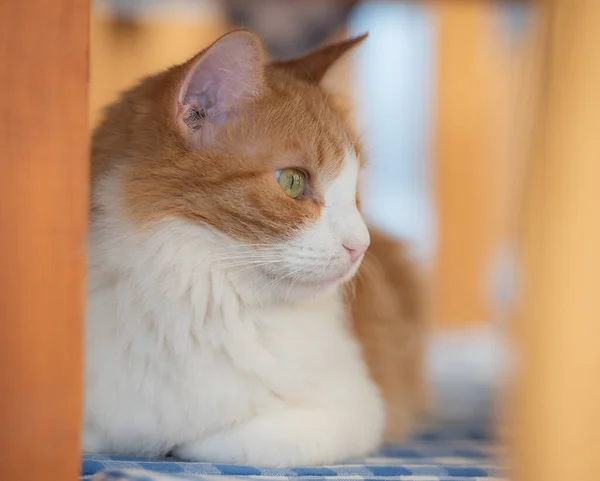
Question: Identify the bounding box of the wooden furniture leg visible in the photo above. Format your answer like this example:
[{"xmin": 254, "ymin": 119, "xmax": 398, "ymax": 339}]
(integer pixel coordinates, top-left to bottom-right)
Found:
[
  {"xmin": 0, "ymin": 1, "xmax": 90, "ymax": 480},
  {"xmin": 432, "ymin": 1, "xmax": 515, "ymax": 327},
  {"xmin": 512, "ymin": 1, "xmax": 600, "ymax": 480}
]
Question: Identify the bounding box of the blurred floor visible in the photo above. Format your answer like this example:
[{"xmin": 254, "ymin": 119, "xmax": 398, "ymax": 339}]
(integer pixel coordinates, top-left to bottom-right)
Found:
[{"xmin": 427, "ymin": 325, "xmax": 510, "ymax": 421}]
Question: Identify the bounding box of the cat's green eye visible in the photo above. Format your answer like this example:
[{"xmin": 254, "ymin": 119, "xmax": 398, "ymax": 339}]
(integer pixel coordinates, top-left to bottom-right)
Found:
[{"xmin": 276, "ymin": 169, "xmax": 306, "ymax": 199}]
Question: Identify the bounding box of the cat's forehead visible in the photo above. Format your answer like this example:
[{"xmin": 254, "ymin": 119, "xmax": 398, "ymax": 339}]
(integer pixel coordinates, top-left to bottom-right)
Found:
[
  {"xmin": 244, "ymin": 81, "xmax": 359, "ymax": 180},
  {"xmin": 267, "ymin": 135, "xmax": 348, "ymax": 180}
]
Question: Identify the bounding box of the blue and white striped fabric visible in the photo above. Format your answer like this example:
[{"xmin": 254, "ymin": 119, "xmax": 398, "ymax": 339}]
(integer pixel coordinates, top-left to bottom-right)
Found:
[{"xmin": 82, "ymin": 420, "xmax": 503, "ymax": 481}]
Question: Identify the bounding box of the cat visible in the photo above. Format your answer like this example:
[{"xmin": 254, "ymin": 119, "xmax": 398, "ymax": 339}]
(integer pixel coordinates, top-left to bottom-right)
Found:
[{"xmin": 85, "ymin": 30, "xmax": 427, "ymax": 467}]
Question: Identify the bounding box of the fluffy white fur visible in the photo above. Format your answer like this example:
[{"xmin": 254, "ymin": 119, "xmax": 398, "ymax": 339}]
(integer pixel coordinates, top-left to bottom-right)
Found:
[{"xmin": 84, "ymin": 152, "xmax": 384, "ymax": 467}]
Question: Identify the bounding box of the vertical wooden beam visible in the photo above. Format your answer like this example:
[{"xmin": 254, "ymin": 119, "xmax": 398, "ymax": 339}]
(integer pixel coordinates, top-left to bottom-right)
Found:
[
  {"xmin": 0, "ymin": 1, "xmax": 89, "ymax": 480},
  {"xmin": 432, "ymin": 1, "xmax": 513, "ymax": 327},
  {"xmin": 512, "ymin": 1, "xmax": 600, "ymax": 480}
]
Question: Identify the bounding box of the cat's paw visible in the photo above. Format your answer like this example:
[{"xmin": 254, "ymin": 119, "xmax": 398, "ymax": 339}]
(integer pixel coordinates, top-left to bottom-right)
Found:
[{"xmin": 174, "ymin": 408, "xmax": 383, "ymax": 467}]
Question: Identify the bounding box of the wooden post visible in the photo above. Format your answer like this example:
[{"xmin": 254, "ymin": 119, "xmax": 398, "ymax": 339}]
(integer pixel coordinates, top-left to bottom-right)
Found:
[
  {"xmin": 0, "ymin": 1, "xmax": 90, "ymax": 480},
  {"xmin": 432, "ymin": 1, "xmax": 514, "ymax": 327},
  {"xmin": 511, "ymin": 1, "xmax": 600, "ymax": 480}
]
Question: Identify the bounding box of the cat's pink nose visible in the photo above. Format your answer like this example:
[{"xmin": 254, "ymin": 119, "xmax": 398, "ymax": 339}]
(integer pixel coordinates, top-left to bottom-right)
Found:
[{"xmin": 343, "ymin": 242, "xmax": 368, "ymax": 263}]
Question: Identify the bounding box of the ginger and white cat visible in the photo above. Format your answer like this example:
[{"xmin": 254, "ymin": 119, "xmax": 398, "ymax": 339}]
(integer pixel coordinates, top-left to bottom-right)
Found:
[{"xmin": 85, "ymin": 30, "xmax": 427, "ymax": 467}]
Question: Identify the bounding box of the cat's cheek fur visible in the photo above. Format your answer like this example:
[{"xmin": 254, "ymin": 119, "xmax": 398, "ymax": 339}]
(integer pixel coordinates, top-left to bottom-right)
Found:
[{"xmin": 268, "ymin": 149, "xmax": 369, "ymax": 295}]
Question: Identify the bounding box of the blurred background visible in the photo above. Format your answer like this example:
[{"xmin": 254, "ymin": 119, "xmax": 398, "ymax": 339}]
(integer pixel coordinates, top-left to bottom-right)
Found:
[{"xmin": 91, "ymin": 0, "xmax": 535, "ymax": 420}]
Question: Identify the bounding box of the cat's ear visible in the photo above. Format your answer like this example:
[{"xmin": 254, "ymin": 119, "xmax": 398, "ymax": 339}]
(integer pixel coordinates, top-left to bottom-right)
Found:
[
  {"xmin": 176, "ymin": 30, "xmax": 266, "ymax": 148},
  {"xmin": 271, "ymin": 33, "xmax": 367, "ymax": 84}
]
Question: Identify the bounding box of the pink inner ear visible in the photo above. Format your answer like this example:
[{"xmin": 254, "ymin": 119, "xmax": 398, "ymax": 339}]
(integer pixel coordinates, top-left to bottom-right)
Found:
[{"xmin": 178, "ymin": 33, "xmax": 263, "ymax": 137}]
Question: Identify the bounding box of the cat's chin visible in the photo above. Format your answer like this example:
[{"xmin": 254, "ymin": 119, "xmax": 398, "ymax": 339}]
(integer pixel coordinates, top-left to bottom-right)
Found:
[
  {"xmin": 279, "ymin": 281, "xmax": 341, "ymax": 303},
  {"xmin": 255, "ymin": 261, "xmax": 362, "ymax": 302}
]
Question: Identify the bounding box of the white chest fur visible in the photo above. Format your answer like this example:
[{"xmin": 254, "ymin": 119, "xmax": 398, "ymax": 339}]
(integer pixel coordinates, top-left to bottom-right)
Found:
[{"xmin": 84, "ymin": 218, "xmax": 385, "ymax": 466}]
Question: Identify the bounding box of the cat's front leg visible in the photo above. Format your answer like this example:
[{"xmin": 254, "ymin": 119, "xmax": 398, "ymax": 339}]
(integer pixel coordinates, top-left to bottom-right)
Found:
[{"xmin": 173, "ymin": 406, "xmax": 384, "ymax": 467}]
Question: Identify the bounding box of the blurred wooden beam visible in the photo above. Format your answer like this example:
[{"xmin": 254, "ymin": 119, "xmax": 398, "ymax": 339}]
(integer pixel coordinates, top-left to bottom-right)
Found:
[
  {"xmin": 511, "ymin": 1, "xmax": 600, "ymax": 480},
  {"xmin": 432, "ymin": 1, "xmax": 514, "ymax": 327},
  {"xmin": 0, "ymin": 1, "xmax": 89, "ymax": 480}
]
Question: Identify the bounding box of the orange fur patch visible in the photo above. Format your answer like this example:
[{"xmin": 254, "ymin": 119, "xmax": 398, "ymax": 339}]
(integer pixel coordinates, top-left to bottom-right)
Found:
[{"xmin": 348, "ymin": 230, "xmax": 430, "ymax": 440}]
